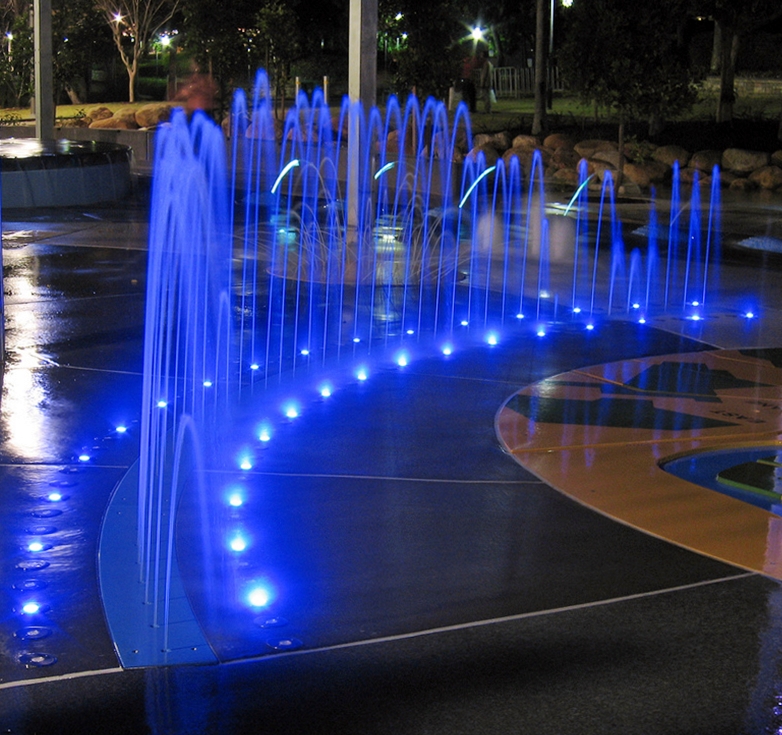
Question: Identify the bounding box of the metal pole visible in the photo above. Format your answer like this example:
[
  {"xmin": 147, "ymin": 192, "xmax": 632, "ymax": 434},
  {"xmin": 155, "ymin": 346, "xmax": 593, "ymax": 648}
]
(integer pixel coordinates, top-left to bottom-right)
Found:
[{"xmin": 33, "ymin": 0, "xmax": 54, "ymax": 140}]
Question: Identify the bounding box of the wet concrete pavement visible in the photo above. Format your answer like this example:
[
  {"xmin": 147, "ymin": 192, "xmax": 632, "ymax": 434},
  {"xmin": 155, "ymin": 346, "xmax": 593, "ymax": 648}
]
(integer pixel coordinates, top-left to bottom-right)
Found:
[{"xmin": 1, "ymin": 180, "xmax": 782, "ymax": 733}]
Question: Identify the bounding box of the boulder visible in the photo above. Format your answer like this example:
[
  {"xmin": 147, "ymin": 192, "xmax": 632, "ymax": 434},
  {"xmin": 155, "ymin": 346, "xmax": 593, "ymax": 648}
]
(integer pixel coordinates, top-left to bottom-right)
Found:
[
  {"xmin": 473, "ymin": 133, "xmax": 495, "ymax": 149},
  {"xmin": 511, "ymin": 133, "xmax": 540, "ymax": 150},
  {"xmin": 550, "ymin": 147, "xmax": 582, "ymax": 170},
  {"xmin": 591, "ymin": 148, "xmax": 622, "ymax": 169},
  {"xmin": 135, "ymin": 103, "xmax": 173, "ymax": 128},
  {"xmin": 623, "ymin": 161, "xmax": 668, "ymax": 188},
  {"xmin": 771, "ymin": 150, "xmax": 782, "ymax": 168},
  {"xmin": 749, "ymin": 165, "xmax": 782, "ymax": 191},
  {"xmin": 574, "ymin": 139, "xmax": 616, "ymax": 159},
  {"xmin": 112, "ymin": 107, "xmax": 140, "ymax": 127},
  {"xmin": 86, "ymin": 106, "xmax": 113, "ymax": 121},
  {"xmin": 491, "ymin": 130, "xmax": 513, "ymax": 150},
  {"xmin": 728, "ymin": 177, "xmax": 757, "ymax": 192},
  {"xmin": 652, "ymin": 144, "xmax": 690, "ymax": 168},
  {"xmin": 543, "ymin": 132, "xmax": 575, "ymax": 151},
  {"xmin": 722, "ymin": 148, "xmax": 770, "ymax": 174},
  {"xmin": 688, "ymin": 149, "xmax": 722, "ymax": 173},
  {"xmin": 467, "ymin": 142, "xmax": 499, "ymax": 166},
  {"xmin": 89, "ymin": 116, "xmax": 137, "ymax": 130},
  {"xmin": 550, "ymin": 167, "xmax": 581, "ymax": 186},
  {"xmin": 590, "ymin": 160, "xmax": 616, "ymax": 182}
]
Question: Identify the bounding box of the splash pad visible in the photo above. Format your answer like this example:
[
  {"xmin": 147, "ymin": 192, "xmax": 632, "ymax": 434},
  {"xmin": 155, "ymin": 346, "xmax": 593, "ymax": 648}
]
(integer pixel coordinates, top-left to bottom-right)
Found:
[{"xmin": 99, "ymin": 71, "xmax": 732, "ymax": 666}]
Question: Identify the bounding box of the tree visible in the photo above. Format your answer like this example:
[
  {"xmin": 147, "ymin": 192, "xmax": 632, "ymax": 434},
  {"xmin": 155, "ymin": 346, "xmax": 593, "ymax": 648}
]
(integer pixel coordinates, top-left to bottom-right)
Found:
[
  {"xmin": 94, "ymin": 0, "xmax": 179, "ymax": 101},
  {"xmin": 53, "ymin": 0, "xmax": 113, "ymax": 104},
  {"xmin": 255, "ymin": 0, "xmax": 301, "ymax": 118},
  {"xmin": 531, "ymin": 0, "xmax": 546, "ymax": 135},
  {"xmin": 696, "ymin": 0, "xmax": 782, "ymax": 123},
  {"xmin": 389, "ymin": 0, "xmax": 463, "ymax": 99},
  {"xmin": 0, "ymin": 13, "xmax": 33, "ymax": 108},
  {"xmin": 560, "ymin": 0, "xmax": 699, "ymax": 178}
]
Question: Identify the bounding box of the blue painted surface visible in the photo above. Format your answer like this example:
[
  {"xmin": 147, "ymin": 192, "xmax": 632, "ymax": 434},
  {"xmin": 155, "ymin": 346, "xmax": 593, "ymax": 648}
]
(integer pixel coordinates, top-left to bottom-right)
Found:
[
  {"xmin": 663, "ymin": 447, "xmax": 782, "ymax": 514},
  {"xmin": 98, "ymin": 462, "xmax": 217, "ymax": 667}
]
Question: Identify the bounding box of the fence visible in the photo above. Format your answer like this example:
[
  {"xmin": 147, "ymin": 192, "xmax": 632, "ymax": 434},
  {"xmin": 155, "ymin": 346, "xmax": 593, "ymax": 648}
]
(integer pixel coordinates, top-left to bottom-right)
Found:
[{"xmin": 493, "ymin": 66, "xmax": 563, "ymax": 98}]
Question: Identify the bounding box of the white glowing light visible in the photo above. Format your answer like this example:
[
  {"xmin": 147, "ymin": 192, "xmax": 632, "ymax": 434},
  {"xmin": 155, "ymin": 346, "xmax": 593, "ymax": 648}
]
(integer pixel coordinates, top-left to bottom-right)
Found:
[
  {"xmin": 692, "ymin": 301, "xmax": 700, "ymax": 307},
  {"xmin": 259, "ymin": 428, "xmax": 271, "ymax": 442},
  {"xmin": 27, "ymin": 542, "xmax": 44, "ymax": 552},
  {"xmin": 250, "ymin": 363, "xmax": 260, "ymax": 371},
  {"xmin": 690, "ymin": 314, "xmax": 701, "ymax": 322},
  {"xmin": 116, "ymin": 425, "xmax": 127, "ymax": 434},
  {"xmin": 47, "ymin": 492, "xmax": 62, "ymax": 502},
  {"xmin": 486, "ymin": 333, "xmax": 498, "ymax": 346},
  {"xmin": 516, "ymin": 313, "xmax": 525, "ymax": 320},
  {"xmin": 639, "ymin": 317, "xmax": 647, "ymax": 324},
  {"xmin": 240, "ymin": 458, "xmax": 253, "ymax": 470},
  {"xmin": 357, "ymin": 369, "xmax": 368, "ymax": 381},
  {"xmin": 285, "ymin": 405, "xmax": 299, "ymax": 419},
  {"xmin": 632, "ymin": 303, "xmax": 640, "ymax": 310},
  {"xmin": 573, "ymin": 307, "xmax": 581, "ymax": 314},
  {"xmin": 586, "ymin": 324, "xmax": 595, "ymax": 331},
  {"xmin": 271, "ymin": 159, "xmax": 300, "ymax": 194},
  {"xmin": 230, "ymin": 536, "xmax": 247, "ymax": 552},
  {"xmin": 157, "ymin": 400, "xmax": 168, "ymax": 408},
  {"xmin": 203, "ymin": 380, "xmax": 213, "ymax": 387},
  {"xmin": 406, "ymin": 329, "xmax": 414, "ymax": 335},
  {"xmin": 396, "ymin": 354, "xmax": 408, "ymax": 367},
  {"xmin": 442, "ymin": 345, "xmax": 453, "ymax": 356},
  {"xmin": 248, "ymin": 587, "xmax": 270, "ymax": 607},
  {"xmin": 460, "ymin": 320, "xmax": 469, "ymax": 327},
  {"xmin": 745, "ymin": 311, "xmax": 755, "ymax": 319},
  {"xmin": 300, "ymin": 348, "xmax": 310, "ymax": 356},
  {"xmin": 22, "ymin": 602, "xmax": 41, "ymax": 614},
  {"xmin": 78, "ymin": 454, "xmax": 91, "ymax": 462},
  {"xmin": 537, "ymin": 328, "xmax": 546, "ymax": 337},
  {"xmin": 228, "ymin": 493, "xmax": 243, "ymax": 507},
  {"xmin": 319, "ymin": 385, "xmax": 332, "ymax": 398},
  {"xmin": 353, "ymin": 337, "xmax": 361, "ymax": 343}
]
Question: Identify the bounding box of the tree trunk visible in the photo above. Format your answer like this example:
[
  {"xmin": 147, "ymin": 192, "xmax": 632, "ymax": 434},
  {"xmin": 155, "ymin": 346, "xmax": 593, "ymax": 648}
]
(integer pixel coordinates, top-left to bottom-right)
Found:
[
  {"xmin": 710, "ymin": 20, "xmax": 721, "ymax": 75},
  {"xmin": 531, "ymin": 0, "xmax": 547, "ymax": 135},
  {"xmin": 716, "ymin": 20, "xmax": 738, "ymax": 124},
  {"xmin": 616, "ymin": 115, "xmax": 625, "ymax": 188}
]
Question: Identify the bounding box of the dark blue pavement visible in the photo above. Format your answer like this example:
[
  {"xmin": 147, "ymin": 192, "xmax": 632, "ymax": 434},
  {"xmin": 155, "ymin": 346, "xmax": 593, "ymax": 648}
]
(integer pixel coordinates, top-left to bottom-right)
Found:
[{"xmin": 1, "ymin": 186, "xmax": 782, "ymax": 734}]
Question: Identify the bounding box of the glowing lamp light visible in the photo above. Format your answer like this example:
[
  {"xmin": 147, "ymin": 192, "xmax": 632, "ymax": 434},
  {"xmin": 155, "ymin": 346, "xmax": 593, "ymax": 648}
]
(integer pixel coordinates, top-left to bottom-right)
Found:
[
  {"xmin": 516, "ymin": 313, "xmax": 525, "ymax": 320},
  {"xmin": 470, "ymin": 26, "xmax": 484, "ymax": 41},
  {"xmin": 319, "ymin": 385, "xmax": 332, "ymax": 398},
  {"xmin": 78, "ymin": 454, "xmax": 91, "ymax": 462},
  {"xmin": 116, "ymin": 425, "xmax": 127, "ymax": 434},
  {"xmin": 396, "ymin": 353, "xmax": 409, "ymax": 367},
  {"xmin": 639, "ymin": 317, "xmax": 647, "ymax": 324},
  {"xmin": 357, "ymin": 368, "xmax": 368, "ymax": 381},
  {"xmin": 442, "ymin": 345, "xmax": 453, "ymax": 356},
  {"xmin": 745, "ymin": 311, "xmax": 755, "ymax": 319},
  {"xmin": 22, "ymin": 602, "xmax": 41, "ymax": 614},
  {"xmin": 27, "ymin": 542, "xmax": 45, "ymax": 552},
  {"xmin": 203, "ymin": 380, "xmax": 213, "ymax": 387},
  {"xmin": 689, "ymin": 314, "xmax": 702, "ymax": 322},
  {"xmin": 228, "ymin": 493, "xmax": 244, "ymax": 508},
  {"xmin": 157, "ymin": 400, "xmax": 168, "ymax": 408},
  {"xmin": 460, "ymin": 320, "xmax": 469, "ymax": 327},
  {"xmin": 259, "ymin": 428, "xmax": 272, "ymax": 442},
  {"xmin": 573, "ymin": 307, "xmax": 581, "ymax": 314},
  {"xmin": 692, "ymin": 300, "xmax": 700, "ymax": 307},
  {"xmin": 352, "ymin": 337, "xmax": 361, "ymax": 344},
  {"xmin": 240, "ymin": 458, "xmax": 253, "ymax": 471},
  {"xmin": 586, "ymin": 324, "xmax": 595, "ymax": 331},
  {"xmin": 536, "ymin": 328, "xmax": 546, "ymax": 337},
  {"xmin": 300, "ymin": 348, "xmax": 310, "ymax": 356},
  {"xmin": 248, "ymin": 586, "xmax": 271, "ymax": 608},
  {"xmin": 47, "ymin": 492, "xmax": 62, "ymax": 502},
  {"xmin": 250, "ymin": 363, "xmax": 260, "ymax": 371},
  {"xmin": 284, "ymin": 405, "xmax": 299, "ymax": 419},
  {"xmin": 229, "ymin": 536, "xmax": 247, "ymax": 552},
  {"xmin": 486, "ymin": 333, "xmax": 498, "ymax": 346},
  {"xmin": 406, "ymin": 329, "xmax": 414, "ymax": 335}
]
